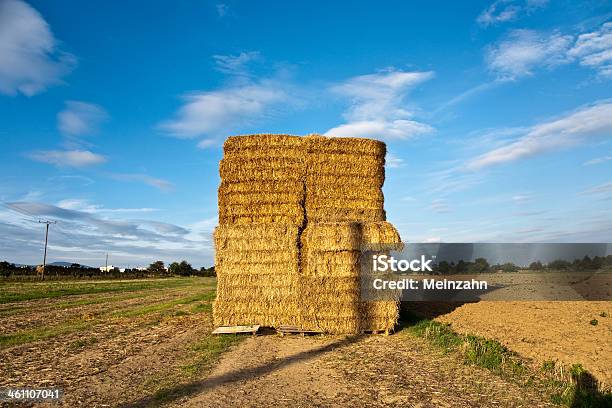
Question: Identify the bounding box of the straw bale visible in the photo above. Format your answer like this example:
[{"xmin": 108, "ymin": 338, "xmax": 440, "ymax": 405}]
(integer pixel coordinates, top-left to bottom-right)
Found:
[
  {"xmin": 305, "ymin": 134, "xmax": 386, "ymax": 157},
  {"xmin": 301, "ymin": 222, "xmax": 362, "ymax": 251},
  {"xmin": 307, "ymin": 162, "xmax": 384, "ymax": 179},
  {"xmin": 216, "ymin": 261, "xmax": 299, "ymax": 275},
  {"xmin": 306, "ymin": 174, "xmax": 384, "ymax": 190},
  {"xmin": 299, "ymin": 276, "xmax": 360, "ymax": 298},
  {"xmin": 306, "ymin": 208, "xmax": 386, "ymax": 223},
  {"xmin": 359, "ymin": 301, "xmax": 399, "ymax": 332},
  {"xmin": 301, "ymin": 259, "xmax": 359, "ymax": 277},
  {"xmin": 219, "ymin": 167, "xmax": 304, "ymax": 183},
  {"xmin": 223, "ymin": 147, "xmax": 305, "ymax": 161},
  {"xmin": 219, "ymin": 214, "xmax": 305, "ymax": 225},
  {"xmin": 216, "ymin": 273, "xmax": 298, "ymax": 289},
  {"xmin": 219, "ymin": 191, "xmax": 303, "ymax": 206},
  {"xmin": 215, "ymin": 249, "xmax": 299, "ymax": 265},
  {"xmin": 219, "ymin": 180, "xmax": 304, "ymax": 195},
  {"xmin": 219, "ymin": 202, "xmax": 303, "ymax": 218},
  {"xmin": 361, "ymin": 221, "xmax": 402, "ymax": 246},
  {"xmin": 307, "ymin": 188, "xmax": 384, "ymax": 202},
  {"xmin": 223, "ymin": 134, "xmax": 304, "ymax": 153},
  {"xmin": 219, "ymin": 157, "xmax": 306, "ymax": 175},
  {"xmin": 213, "ymin": 301, "xmax": 300, "ymax": 327},
  {"xmin": 306, "ymin": 196, "xmax": 384, "ymax": 210},
  {"xmin": 214, "ymin": 225, "xmax": 299, "ymax": 251}
]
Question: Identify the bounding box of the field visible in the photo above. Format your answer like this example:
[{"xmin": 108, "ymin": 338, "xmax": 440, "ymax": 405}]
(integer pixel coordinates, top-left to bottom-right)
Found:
[{"xmin": 1, "ymin": 277, "xmax": 610, "ymax": 407}]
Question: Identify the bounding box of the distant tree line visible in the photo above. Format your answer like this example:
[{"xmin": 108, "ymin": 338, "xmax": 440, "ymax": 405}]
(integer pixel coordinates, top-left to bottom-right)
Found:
[
  {"xmin": 431, "ymin": 255, "xmax": 612, "ymax": 275},
  {"xmin": 0, "ymin": 260, "xmax": 215, "ymax": 279}
]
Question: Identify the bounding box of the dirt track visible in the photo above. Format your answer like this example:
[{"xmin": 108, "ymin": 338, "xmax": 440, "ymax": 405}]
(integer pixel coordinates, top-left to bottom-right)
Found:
[{"xmin": 164, "ymin": 335, "xmax": 553, "ymax": 408}]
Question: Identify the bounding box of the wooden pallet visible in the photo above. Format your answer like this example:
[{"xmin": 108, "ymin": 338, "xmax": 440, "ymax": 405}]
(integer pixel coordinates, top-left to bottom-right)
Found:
[
  {"xmin": 276, "ymin": 325, "xmax": 322, "ymax": 336},
  {"xmin": 212, "ymin": 325, "xmax": 260, "ymax": 335}
]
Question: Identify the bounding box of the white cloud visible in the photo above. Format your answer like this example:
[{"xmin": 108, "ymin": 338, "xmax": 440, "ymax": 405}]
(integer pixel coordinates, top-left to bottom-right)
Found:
[
  {"xmin": 486, "ymin": 22, "xmax": 612, "ymax": 80},
  {"xmin": 28, "ymin": 149, "xmax": 106, "ymax": 167},
  {"xmin": 466, "ymin": 101, "xmax": 612, "ymax": 169},
  {"xmin": 213, "ymin": 51, "xmax": 260, "ymax": 76},
  {"xmin": 568, "ymin": 22, "xmax": 612, "ymax": 78},
  {"xmin": 486, "ymin": 29, "xmax": 573, "ymax": 79},
  {"xmin": 325, "ymin": 69, "xmax": 434, "ymax": 140},
  {"xmin": 581, "ymin": 181, "xmax": 612, "ymax": 195},
  {"xmin": 477, "ymin": 0, "xmax": 548, "ymax": 27},
  {"xmin": 327, "ymin": 119, "xmax": 432, "ymax": 139},
  {"xmin": 159, "ymin": 80, "xmax": 287, "ymax": 139},
  {"xmin": 57, "ymin": 199, "xmax": 157, "ymax": 214},
  {"xmin": 0, "ymin": 0, "xmax": 76, "ymax": 96},
  {"xmin": 584, "ymin": 155, "xmax": 612, "ymax": 165},
  {"xmin": 110, "ymin": 173, "xmax": 174, "ymax": 192},
  {"xmin": 58, "ymin": 101, "xmax": 107, "ymax": 137},
  {"xmin": 386, "ymin": 153, "xmax": 405, "ymax": 169}
]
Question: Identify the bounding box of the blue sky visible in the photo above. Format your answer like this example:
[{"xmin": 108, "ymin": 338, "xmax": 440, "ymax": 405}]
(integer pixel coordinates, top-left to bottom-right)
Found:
[{"xmin": 1, "ymin": 0, "xmax": 611, "ymax": 268}]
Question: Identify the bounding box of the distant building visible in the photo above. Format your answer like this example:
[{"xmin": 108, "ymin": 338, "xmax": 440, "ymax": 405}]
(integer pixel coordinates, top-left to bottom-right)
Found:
[{"xmin": 99, "ymin": 265, "xmax": 118, "ymax": 272}]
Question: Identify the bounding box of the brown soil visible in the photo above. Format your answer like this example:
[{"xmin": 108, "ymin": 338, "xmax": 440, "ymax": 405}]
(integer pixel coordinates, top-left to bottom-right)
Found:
[{"xmin": 436, "ymin": 301, "xmax": 612, "ymax": 388}]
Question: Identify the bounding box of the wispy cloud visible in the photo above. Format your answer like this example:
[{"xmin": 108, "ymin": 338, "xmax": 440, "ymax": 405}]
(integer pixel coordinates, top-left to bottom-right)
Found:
[
  {"xmin": 0, "ymin": 201, "xmax": 213, "ymax": 267},
  {"xmin": 486, "ymin": 29, "xmax": 573, "ymax": 80},
  {"xmin": 568, "ymin": 22, "xmax": 612, "ymax": 78},
  {"xmin": 584, "ymin": 155, "xmax": 612, "ymax": 165},
  {"xmin": 430, "ymin": 198, "xmax": 451, "ymax": 213},
  {"xmin": 581, "ymin": 181, "xmax": 612, "ymax": 195},
  {"xmin": 466, "ymin": 101, "xmax": 612, "ymax": 169},
  {"xmin": 477, "ymin": 0, "xmax": 548, "ymax": 27},
  {"xmin": 0, "ymin": 0, "xmax": 76, "ymax": 96},
  {"xmin": 110, "ymin": 173, "xmax": 174, "ymax": 192},
  {"xmin": 386, "ymin": 153, "xmax": 405, "ymax": 168},
  {"xmin": 213, "ymin": 51, "xmax": 260, "ymax": 76},
  {"xmin": 159, "ymin": 53, "xmax": 293, "ymax": 145},
  {"xmin": 486, "ymin": 22, "xmax": 612, "ymax": 80},
  {"xmin": 326, "ymin": 69, "xmax": 434, "ymax": 140},
  {"xmin": 28, "ymin": 150, "xmax": 106, "ymax": 167},
  {"xmin": 58, "ymin": 101, "xmax": 108, "ymax": 137}
]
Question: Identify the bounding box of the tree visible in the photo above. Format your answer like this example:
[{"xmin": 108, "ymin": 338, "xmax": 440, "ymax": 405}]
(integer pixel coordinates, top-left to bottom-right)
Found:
[
  {"xmin": 470, "ymin": 257, "xmax": 490, "ymax": 273},
  {"xmin": 148, "ymin": 261, "xmax": 166, "ymax": 274},
  {"xmin": 169, "ymin": 260, "xmax": 193, "ymax": 276},
  {"xmin": 199, "ymin": 266, "xmax": 216, "ymax": 277},
  {"xmin": 529, "ymin": 261, "xmax": 543, "ymax": 270}
]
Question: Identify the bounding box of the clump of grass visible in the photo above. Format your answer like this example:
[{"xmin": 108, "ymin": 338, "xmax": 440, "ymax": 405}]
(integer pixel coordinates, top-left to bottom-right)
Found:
[
  {"xmin": 600, "ymin": 312, "xmax": 608, "ymax": 318},
  {"xmin": 68, "ymin": 337, "xmax": 99, "ymax": 350},
  {"xmin": 589, "ymin": 319, "xmax": 598, "ymax": 326},
  {"xmin": 181, "ymin": 334, "xmax": 243, "ymax": 377}
]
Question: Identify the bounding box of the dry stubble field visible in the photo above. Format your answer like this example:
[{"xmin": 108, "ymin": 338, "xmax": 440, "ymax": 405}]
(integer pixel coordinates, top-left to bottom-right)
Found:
[{"xmin": 0, "ymin": 277, "xmax": 610, "ymax": 407}]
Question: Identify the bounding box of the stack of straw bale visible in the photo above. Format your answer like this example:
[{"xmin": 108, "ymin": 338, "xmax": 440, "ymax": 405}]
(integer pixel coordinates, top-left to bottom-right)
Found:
[
  {"xmin": 212, "ymin": 133, "xmax": 402, "ymax": 334},
  {"xmin": 213, "ymin": 135, "xmax": 304, "ymax": 327}
]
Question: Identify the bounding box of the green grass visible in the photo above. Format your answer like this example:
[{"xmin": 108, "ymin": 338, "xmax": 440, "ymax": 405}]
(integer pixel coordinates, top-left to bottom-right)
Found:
[
  {"xmin": 402, "ymin": 313, "xmax": 611, "ymax": 407},
  {"xmin": 181, "ymin": 334, "xmax": 243, "ymax": 377},
  {"xmin": 0, "ymin": 320, "xmax": 95, "ymax": 347},
  {"xmin": 0, "ymin": 277, "xmax": 215, "ymax": 304},
  {"xmin": 111, "ymin": 291, "xmax": 215, "ymax": 318}
]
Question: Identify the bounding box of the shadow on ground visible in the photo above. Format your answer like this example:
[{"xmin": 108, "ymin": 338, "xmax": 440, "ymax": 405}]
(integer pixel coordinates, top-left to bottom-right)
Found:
[{"xmin": 120, "ymin": 334, "xmax": 365, "ymax": 407}]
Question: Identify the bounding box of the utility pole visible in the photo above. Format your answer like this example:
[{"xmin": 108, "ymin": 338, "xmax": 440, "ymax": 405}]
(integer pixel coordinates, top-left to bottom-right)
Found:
[
  {"xmin": 39, "ymin": 220, "xmax": 56, "ymax": 280},
  {"xmin": 105, "ymin": 253, "xmax": 109, "ymax": 274}
]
